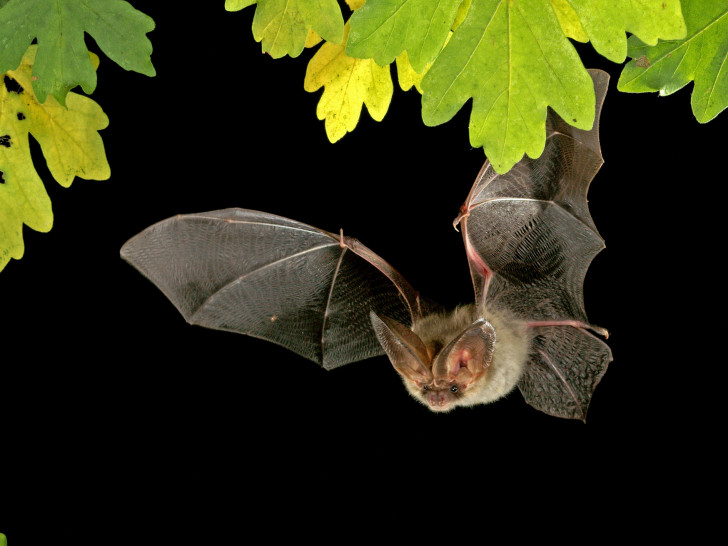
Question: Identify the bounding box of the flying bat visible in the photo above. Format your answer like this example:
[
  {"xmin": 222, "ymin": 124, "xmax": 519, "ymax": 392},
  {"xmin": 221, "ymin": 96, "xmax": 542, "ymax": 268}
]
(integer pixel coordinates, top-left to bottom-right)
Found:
[{"xmin": 121, "ymin": 69, "xmax": 612, "ymax": 420}]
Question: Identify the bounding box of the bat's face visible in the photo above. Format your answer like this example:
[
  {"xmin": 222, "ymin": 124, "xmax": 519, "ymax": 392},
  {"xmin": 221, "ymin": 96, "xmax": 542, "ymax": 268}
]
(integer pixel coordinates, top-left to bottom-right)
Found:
[
  {"xmin": 419, "ymin": 383, "xmax": 462, "ymax": 412},
  {"xmin": 370, "ymin": 312, "xmax": 496, "ymax": 412}
]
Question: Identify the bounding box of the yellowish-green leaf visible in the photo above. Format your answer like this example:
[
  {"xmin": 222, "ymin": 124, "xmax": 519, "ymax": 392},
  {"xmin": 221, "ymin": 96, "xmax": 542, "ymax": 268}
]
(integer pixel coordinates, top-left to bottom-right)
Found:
[
  {"xmin": 396, "ymin": 51, "xmax": 425, "ymax": 93},
  {"xmin": 346, "ymin": 0, "xmax": 366, "ymax": 11},
  {"xmin": 395, "ymin": 31, "xmax": 453, "ymax": 93},
  {"xmin": 225, "ymin": 0, "xmax": 257, "ymax": 10},
  {"xmin": 421, "ymin": 0, "xmax": 595, "ymax": 174},
  {"xmin": 89, "ymin": 52, "xmax": 100, "ymax": 71},
  {"xmin": 551, "ymin": 0, "xmax": 587, "ymax": 42},
  {"xmin": 0, "ymin": 45, "xmax": 110, "ymax": 272},
  {"xmin": 564, "ymin": 0, "xmax": 686, "ymax": 62},
  {"xmin": 252, "ymin": 0, "xmax": 344, "ymax": 58},
  {"xmin": 453, "ymin": 0, "xmax": 472, "ymax": 30},
  {"xmin": 305, "ymin": 29, "xmax": 323, "ymax": 48},
  {"xmin": 304, "ymin": 24, "xmax": 393, "ymax": 142},
  {"xmin": 618, "ymin": 0, "xmax": 728, "ymax": 123},
  {"xmin": 346, "ymin": 0, "xmax": 463, "ymax": 73}
]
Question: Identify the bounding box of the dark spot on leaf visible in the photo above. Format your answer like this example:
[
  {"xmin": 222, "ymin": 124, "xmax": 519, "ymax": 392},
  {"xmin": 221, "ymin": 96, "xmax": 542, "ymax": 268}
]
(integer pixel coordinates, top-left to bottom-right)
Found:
[
  {"xmin": 17, "ymin": 112, "xmax": 25, "ymax": 120},
  {"xmin": 572, "ymin": 118, "xmax": 577, "ymax": 122},
  {"xmin": 3, "ymin": 75, "xmax": 23, "ymax": 94},
  {"xmin": 635, "ymin": 55, "xmax": 650, "ymax": 68},
  {"xmin": 0, "ymin": 170, "xmax": 4, "ymax": 184},
  {"xmin": 0, "ymin": 135, "xmax": 12, "ymax": 147}
]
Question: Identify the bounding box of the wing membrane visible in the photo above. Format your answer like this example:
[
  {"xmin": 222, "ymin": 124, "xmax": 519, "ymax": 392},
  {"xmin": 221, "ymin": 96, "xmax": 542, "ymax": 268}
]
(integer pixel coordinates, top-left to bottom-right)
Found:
[
  {"xmin": 458, "ymin": 69, "xmax": 613, "ymax": 419},
  {"xmin": 121, "ymin": 208, "xmax": 419, "ymax": 369}
]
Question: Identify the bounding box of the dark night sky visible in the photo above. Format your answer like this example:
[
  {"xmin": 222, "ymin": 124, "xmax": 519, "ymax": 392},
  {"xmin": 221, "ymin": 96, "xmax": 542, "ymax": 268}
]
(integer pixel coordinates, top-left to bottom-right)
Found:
[{"xmin": 1, "ymin": 3, "xmax": 719, "ymax": 542}]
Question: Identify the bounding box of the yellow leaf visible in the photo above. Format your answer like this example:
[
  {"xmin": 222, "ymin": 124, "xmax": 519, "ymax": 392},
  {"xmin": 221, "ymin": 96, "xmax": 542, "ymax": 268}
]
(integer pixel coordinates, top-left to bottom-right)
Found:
[
  {"xmin": 0, "ymin": 45, "xmax": 110, "ymax": 272},
  {"xmin": 396, "ymin": 51, "xmax": 425, "ymax": 93},
  {"xmin": 550, "ymin": 0, "xmax": 589, "ymax": 43},
  {"xmin": 346, "ymin": 0, "xmax": 366, "ymax": 12},
  {"xmin": 305, "ymin": 29, "xmax": 323, "ymax": 48},
  {"xmin": 395, "ymin": 30, "xmax": 455, "ymax": 94},
  {"xmin": 304, "ymin": 24, "xmax": 393, "ymax": 142}
]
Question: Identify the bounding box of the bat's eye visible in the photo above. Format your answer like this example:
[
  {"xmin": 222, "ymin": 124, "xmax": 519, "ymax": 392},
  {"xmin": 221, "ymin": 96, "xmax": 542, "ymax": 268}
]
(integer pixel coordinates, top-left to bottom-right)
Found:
[
  {"xmin": 423, "ymin": 385, "xmax": 430, "ymax": 392},
  {"xmin": 450, "ymin": 385, "xmax": 459, "ymax": 393}
]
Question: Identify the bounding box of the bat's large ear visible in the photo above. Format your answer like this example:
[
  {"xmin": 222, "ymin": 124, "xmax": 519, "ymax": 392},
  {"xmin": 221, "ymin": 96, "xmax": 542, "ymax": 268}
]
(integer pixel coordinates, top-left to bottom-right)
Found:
[
  {"xmin": 369, "ymin": 311, "xmax": 432, "ymax": 386},
  {"xmin": 432, "ymin": 320, "xmax": 496, "ymax": 387}
]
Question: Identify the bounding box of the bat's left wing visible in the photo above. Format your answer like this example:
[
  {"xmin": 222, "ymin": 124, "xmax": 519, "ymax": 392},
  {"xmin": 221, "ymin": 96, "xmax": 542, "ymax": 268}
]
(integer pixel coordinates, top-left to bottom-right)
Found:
[
  {"xmin": 455, "ymin": 69, "xmax": 612, "ymax": 420},
  {"xmin": 121, "ymin": 209, "xmax": 422, "ymax": 369}
]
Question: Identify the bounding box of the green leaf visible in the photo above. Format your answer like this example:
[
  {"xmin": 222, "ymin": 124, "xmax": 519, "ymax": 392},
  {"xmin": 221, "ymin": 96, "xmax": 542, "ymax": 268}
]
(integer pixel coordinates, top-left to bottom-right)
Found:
[
  {"xmin": 0, "ymin": 533, "xmax": 6, "ymax": 546},
  {"xmin": 565, "ymin": 0, "xmax": 686, "ymax": 62},
  {"xmin": 251, "ymin": 0, "xmax": 344, "ymax": 58},
  {"xmin": 1, "ymin": 45, "xmax": 110, "ymax": 273},
  {"xmin": 421, "ymin": 0, "xmax": 594, "ymax": 174},
  {"xmin": 346, "ymin": 0, "xmax": 463, "ymax": 73},
  {"xmin": 618, "ymin": 0, "xmax": 728, "ymax": 123},
  {"xmin": 0, "ymin": 0, "xmax": 155, "ymax": 105}
]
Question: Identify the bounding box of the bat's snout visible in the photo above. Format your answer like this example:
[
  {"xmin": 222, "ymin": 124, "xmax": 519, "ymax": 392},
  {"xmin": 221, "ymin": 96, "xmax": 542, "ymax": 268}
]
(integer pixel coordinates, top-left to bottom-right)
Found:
[{"xmin": 426, "ymin": 390, "xmax": 455, "ymax": 412}]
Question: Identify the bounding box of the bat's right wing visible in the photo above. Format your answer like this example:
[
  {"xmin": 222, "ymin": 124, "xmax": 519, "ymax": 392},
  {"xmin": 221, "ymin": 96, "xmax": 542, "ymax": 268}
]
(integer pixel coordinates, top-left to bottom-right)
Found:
[
  {"xmin": 455, "ymin": 69, "xmax": 613, "ymax": 420},
  {"xmin": 121, "ymin": 209, "xmax": 422, "ymax": 370}
]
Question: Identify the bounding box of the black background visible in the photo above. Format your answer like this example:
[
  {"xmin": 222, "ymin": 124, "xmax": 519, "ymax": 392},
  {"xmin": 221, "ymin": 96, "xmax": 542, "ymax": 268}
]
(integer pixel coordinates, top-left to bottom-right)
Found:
[{"xmin": 0, "ymin": 2, "xmax": 722, "ymax": 542}]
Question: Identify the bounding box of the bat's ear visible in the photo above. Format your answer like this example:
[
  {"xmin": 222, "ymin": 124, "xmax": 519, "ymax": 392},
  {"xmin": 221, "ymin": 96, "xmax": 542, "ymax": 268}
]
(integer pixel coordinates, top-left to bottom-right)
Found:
[
  {"xmin": 369, "ymin": 311, "xmax": 432, "ymax": 385},
  {"xmin": 432, "ymin": 320, "xmax": 496, "ymax": 388}
]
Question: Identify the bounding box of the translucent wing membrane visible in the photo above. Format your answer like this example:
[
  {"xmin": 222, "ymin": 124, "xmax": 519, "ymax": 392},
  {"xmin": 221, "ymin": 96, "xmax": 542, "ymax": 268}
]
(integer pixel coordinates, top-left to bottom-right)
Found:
[
  {"xmin": 464, "ymin": 198, "xmax": 604, "ymax": 325},
  {"xmin": 121, "ymin": 209, "xmax": 419, "ymax": 369},
  {"xmin": 457, "ymin": 69, "xmax": 612, "ymax": 419},
  {"xmin": 521, "ymin": 327, "xmax": 612, "ymax": 421},
  {"xmin": 460, "ymin": 69, "xmax": 609, "ymax": 320}
]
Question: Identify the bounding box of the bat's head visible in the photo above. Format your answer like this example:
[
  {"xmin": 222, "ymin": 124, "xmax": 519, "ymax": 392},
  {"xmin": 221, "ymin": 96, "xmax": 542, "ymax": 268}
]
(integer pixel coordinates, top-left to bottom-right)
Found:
[{"xmin": 370, "ymin": 311, "xmax": 496, "ymax": 412}]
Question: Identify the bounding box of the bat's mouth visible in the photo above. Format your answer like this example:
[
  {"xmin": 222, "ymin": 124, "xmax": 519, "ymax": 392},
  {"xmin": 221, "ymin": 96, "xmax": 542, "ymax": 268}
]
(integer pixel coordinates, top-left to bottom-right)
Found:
[{"xmin": 426, "ymin": 390, "xmax": 455, "ymax": 412}]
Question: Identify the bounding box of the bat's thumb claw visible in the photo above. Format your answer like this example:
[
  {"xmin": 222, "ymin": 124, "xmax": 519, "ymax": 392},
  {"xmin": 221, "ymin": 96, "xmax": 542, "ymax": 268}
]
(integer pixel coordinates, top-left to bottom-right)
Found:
[{"xmin": 453, "ymin": 205, "xmax": 470, "ymax": 232}]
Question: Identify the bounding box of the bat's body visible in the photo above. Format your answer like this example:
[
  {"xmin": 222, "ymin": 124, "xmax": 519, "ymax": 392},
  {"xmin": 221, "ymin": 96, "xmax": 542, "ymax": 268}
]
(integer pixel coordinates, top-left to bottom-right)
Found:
[
  {"xmin": 121, "ymin": 69, "xmax": 612, "ymax": 420},
  {"xmin": 405, "ymin": 304, "xmax": 530, "ymax": 411}
]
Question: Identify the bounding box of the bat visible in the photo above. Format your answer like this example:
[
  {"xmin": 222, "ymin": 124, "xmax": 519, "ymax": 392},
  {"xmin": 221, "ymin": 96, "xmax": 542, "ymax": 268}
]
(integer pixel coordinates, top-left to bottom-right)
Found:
[{"xmin": 121, "ymin": 69, "xmax": 612, "ymax": 420}]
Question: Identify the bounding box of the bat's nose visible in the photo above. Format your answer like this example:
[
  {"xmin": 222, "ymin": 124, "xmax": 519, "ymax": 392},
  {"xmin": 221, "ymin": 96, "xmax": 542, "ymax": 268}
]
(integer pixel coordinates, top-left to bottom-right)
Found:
[{"xmin": 428, "ymin": 392, "xmax": 446, "ymax": 407}]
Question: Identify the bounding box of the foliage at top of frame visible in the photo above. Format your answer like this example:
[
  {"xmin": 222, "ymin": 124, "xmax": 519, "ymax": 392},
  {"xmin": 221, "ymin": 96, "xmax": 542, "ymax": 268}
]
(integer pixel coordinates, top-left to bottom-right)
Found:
[{"xmin": 229, "ymin": 0, "xmax": 690, "ymax": 173}]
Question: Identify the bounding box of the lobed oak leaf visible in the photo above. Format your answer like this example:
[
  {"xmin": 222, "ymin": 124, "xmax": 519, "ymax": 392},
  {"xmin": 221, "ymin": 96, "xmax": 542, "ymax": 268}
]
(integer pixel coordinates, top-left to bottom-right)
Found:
[
  {"xmin": 420, "ymin": 0, "xmax": 595, "ymax": 174},
  {"xmin": 0, "ymin": 0, "xmax": 155, "ymax": 105},
  {"xmin": 304, "ymin": 24, "xmax": 393, "ymax": 143},
  {"xmin": 346, "ymin": 0, "xmax": 463, "ymax": 73},
  {"xmin": 251, "ymin": 0, "xmax": 345, "ymax": 58},
  {"xmin": 618, "ymin": 0, "xmax": 728, "ymax": 123},
  {"xmin": 563, "ymin": 0, "xmax": 686, "ymax": 63},
  {"xmin": 0, "ymin": 46, "xmax": 110, "ymax": 272}
]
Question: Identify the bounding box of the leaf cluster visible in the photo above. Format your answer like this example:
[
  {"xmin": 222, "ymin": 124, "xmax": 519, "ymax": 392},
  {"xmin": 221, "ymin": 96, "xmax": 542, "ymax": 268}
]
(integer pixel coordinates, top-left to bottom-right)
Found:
[
  {"xmin": 0, "ymin": 0, "xmax": 155, "ymax": 272},
  {"xmin": 229, "ymin": 0, "xmax": 727, "ymax": 174}
]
